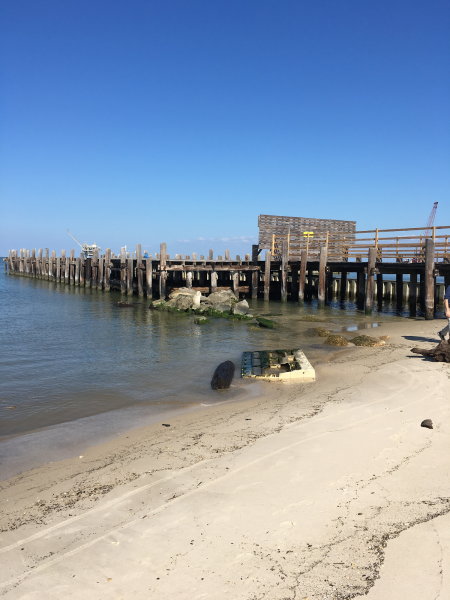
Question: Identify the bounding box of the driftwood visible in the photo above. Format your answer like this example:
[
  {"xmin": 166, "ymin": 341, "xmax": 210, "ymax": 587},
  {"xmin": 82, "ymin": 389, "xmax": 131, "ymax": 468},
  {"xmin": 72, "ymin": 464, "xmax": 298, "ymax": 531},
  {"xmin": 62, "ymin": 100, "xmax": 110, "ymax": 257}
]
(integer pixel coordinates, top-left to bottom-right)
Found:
[
  {"xmin": 211, "ymin": 361, "xmax": 235, "ymax": 390},
  {"xmin": 411, "ymin": 339, "xmax": 450, "ymax": 363}
]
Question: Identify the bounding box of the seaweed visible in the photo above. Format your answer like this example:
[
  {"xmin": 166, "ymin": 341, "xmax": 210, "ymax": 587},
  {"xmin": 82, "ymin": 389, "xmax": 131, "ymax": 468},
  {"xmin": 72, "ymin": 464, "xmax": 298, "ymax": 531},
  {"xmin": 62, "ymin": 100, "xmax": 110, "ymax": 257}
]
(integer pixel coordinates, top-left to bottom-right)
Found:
[{"xmin": 256, "ymin": 317, "xmax": 278, "ymax": 329}]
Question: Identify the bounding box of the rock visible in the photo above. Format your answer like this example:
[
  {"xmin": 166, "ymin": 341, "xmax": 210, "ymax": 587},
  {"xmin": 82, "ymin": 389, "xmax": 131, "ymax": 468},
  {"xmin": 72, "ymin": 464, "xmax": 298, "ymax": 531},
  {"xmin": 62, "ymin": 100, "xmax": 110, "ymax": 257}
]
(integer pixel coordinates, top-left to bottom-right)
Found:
[
  {"xmin": 203, "ymin": 290, "xmax": 237, "ymax": 310},
  {"xmin": 379, "ymin": 335, "xmax": 390, "ymax": 341},
  {"xmin": 211, "ymin": 360, "xmax": 235, "ymax": 390},
  {"xmin": 315, "ymin": 327, "xmax": 331, "ymax": 337},
  {"xmin": 194, "ymin": 317, "xmax": 211, "ymax": 325},
  {"xmin": 421, "ymin": 419, "xmax": 433, "ymax": 429},
  {"xmin": 256, "ymin": 317, "xmax": 278, "ymax": 329},
  {"xmin": 150, "ymin": 299, "xmax": 166, "ymax": 308},
  {"xmin": 351, "ymin": 335, "xmax": 384, "ymax": 347},
  {"xmin": 324, "ymin": 335, "xmax": 349, "ymax": 346},
  {"xmin": 233, "ymin": 300, "xmax": 249, "ymax": 315},
  {"xmin": 167, "ymin": 288, "xmax": 201, "ymax": 309},
  {"xmin": 411, "ymin": 339, "xmax": 450, "ymax": 363}
]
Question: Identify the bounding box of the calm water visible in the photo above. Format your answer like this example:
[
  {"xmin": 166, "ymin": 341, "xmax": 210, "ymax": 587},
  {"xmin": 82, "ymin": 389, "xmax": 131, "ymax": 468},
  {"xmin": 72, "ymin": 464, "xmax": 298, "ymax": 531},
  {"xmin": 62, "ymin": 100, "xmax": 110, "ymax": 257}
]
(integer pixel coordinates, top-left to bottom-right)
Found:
[{"xmin": 0, "ymin": 272, "xmax": 443, "ymax": 477}]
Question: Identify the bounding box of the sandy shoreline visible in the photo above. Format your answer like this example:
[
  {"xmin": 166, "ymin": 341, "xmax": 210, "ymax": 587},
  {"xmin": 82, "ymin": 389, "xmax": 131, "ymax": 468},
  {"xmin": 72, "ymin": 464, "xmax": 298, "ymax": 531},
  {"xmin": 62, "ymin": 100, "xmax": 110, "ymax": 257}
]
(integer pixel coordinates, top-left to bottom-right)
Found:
[{"xmin": 1, "ymin": 318, "xmax": 449, "ymax": 599}]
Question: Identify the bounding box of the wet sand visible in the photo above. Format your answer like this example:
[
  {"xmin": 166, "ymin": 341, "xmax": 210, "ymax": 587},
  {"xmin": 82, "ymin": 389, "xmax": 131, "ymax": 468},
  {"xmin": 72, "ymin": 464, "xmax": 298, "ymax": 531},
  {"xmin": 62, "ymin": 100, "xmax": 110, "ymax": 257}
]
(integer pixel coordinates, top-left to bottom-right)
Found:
[{"xmin": 1, "ymin": 318, "xmax": 449, "ymax": 599}]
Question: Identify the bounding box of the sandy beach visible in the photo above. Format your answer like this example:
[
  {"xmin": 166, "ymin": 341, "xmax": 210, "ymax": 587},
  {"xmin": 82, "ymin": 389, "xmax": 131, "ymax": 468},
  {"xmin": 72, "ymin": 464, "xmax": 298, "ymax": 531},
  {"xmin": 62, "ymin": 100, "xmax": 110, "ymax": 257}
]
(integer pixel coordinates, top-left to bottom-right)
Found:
[{"xmin": 1, "ymin": 317, "xmax": 449, "ymax": 599}]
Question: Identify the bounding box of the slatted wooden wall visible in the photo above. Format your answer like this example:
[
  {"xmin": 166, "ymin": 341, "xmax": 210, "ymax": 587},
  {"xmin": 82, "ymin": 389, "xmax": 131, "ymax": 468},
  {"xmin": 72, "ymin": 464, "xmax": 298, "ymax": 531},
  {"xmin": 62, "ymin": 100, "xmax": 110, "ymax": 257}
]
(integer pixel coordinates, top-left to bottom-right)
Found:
[{"xmin": 258, "ymin": 214, "xmax": 357, "ymax": 250}]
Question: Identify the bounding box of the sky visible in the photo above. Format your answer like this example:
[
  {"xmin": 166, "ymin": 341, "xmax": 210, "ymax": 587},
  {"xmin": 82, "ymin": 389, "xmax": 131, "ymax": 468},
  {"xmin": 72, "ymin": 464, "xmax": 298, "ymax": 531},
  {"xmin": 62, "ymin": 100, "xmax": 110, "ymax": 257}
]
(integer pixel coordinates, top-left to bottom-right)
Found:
[{"xmin": 1, "ymin": 0, "xmax": 449, "ymax": 257}]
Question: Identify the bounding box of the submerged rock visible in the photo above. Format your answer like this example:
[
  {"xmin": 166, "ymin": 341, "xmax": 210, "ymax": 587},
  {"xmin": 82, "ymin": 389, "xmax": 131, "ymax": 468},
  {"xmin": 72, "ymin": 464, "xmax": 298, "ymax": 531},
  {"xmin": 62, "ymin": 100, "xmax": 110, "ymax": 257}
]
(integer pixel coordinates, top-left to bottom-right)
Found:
[
  {"xmin": 211, "ymin": 360, "xmax": 235, "ymax": 390},
  {"xmin": 232, "ymin": 300, "xmax": 250, "ymax": 315},
  {"xmin": 315, "ymin": 327, "xmax": 331, "ymax": 337},
  {"xmin": 324, "ymin": 335, "xmax": 349, "ymax": 346},
  {"xmin": 256, "ymin": 317, "xmax": 278, "ymax": 329},
  {"xmin": 113, "ymin": 302, "xmax": 135, "ymax": 308}
]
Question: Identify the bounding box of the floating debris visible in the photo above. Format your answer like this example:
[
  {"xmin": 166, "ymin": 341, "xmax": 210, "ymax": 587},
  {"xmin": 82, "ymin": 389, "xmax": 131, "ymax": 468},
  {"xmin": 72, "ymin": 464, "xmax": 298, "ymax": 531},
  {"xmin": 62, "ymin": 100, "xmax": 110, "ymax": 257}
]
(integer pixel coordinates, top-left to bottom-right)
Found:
[{"xmin": 241, "ymin": 350, "xmax": 315, "ymax": 382}]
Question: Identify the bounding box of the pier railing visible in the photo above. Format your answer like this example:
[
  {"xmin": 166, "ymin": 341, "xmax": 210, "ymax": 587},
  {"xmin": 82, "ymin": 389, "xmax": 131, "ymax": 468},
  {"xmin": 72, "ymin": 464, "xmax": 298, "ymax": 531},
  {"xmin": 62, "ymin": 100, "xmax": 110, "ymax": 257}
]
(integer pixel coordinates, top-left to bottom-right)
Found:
[{"xmin": 271, "ymin": 225, "xmax": 450, "ymax": 263}]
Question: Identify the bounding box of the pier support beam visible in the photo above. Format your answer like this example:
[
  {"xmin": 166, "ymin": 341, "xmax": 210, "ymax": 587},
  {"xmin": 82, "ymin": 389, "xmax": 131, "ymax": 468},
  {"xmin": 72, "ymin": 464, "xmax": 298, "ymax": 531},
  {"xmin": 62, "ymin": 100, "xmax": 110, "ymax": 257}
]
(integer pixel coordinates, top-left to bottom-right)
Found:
[
  {"xmin": 264, "ymin": 251, "xmax": 271, "ymax": 300},
  {"xmin": 409, "ymin": 272, "xmax": 417, "ymax": 317},
  {"xmin": 340, "ymin": 271, "xmax": 347, "ymax": 303},
  {"xmin": 291, "ymin": 266, "xmax": 299, "ymax": 301},
  {"xmin": 318, "ymin": 247, "xmax": 327, "ymax": 308},
  {"xmin": 232, "ymin": 271, "xmax": 240, "ymax": 296},
  {"xmin": 299, "ymin": 250, "xmax": 307, "ymax": 303},
  {"xmin": 425, "ymin": 238, "xmax": 435, "ymax": 320},
  {"xmin": 104, "ymin": 249, "xmax": 111, "ymax": 292},
  {"xmin": 75, "ymin": 257, "xmax": 80, "ymax": 285},
  {"xmin": 210, "ymin": 271, "xmax": 217, "ymax": 294},
  {"xmin": 145, "ymin": 258, "xmax": 152, "ymax": 297},
  {"xmin": 376, "ymin": 273, "xmax": 383, "ymax": 305},
  {"xmin": 281, "ymin": 240, "xmax": 288, "ymax": 301},
  {"xmin": 136, "ymin": 245, "xmax": 144, "ymax": 297},
  {"xmin": 186, "ymin": 271, "xmax": 193, "ymax": 289},
  {"xmin": 356, "ymin": 270, "xmax": 365, "ymax": 309},
  {"xmin": 120, "ymin": 250, "xmax": 127, "ymax": 294},
  {"xmin": 252, "ymin": 271, "xmax": 258, "ymax": 299},
  {"xmin": 127, "ymin": 258, "xmax": 133, "ymax": 295},
  {"xmin": 159, "ymin": 243, "xmax": 167, "ymax": 299},
  {"xmin": 396, "ymin": 273, "xmax": 403, "ymax": 307},
  {"xmin": 365, "ymin": 248, "xmax": 376, "ymax": 315}
]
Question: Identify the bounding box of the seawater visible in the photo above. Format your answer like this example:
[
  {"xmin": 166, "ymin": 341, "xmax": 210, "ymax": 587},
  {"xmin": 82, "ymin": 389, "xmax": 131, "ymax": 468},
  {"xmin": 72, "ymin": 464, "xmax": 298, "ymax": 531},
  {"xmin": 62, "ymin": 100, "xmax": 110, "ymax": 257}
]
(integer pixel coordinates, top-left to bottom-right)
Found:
[{"xmin": 0, "ymin": 272, "xmax": 444, "ymax": 478}]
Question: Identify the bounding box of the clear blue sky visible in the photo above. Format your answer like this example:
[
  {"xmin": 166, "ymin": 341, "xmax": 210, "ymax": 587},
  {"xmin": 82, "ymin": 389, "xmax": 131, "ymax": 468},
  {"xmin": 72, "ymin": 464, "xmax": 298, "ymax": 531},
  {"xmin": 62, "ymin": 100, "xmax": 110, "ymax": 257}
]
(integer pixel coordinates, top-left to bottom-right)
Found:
[{"xmin": 1, "ymin": 0, "xmax": 449, "ymax": 257}]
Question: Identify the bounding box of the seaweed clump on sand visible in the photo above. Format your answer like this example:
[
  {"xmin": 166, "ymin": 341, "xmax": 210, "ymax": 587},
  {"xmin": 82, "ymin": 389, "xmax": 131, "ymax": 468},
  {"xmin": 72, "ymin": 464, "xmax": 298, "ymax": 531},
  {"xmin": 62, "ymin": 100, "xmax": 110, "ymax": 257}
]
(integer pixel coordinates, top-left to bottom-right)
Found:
[
  {"xmin": 352, "ymin": 335, "xmax": 385, "ymax": 347},
  {"xmin": 324, "ymin": 335, "xmax": 349, "ymax": 346},
  {"xmin": 315, "ymin": 327, "xmax": 331, "ymax": 337},
  {"xmin": 256, "ymin": 317, "xmax": 278, "ymax": 329},
  {"xmin": 298, "ymin": 315, "xmax": 336, "ymax": 323}
]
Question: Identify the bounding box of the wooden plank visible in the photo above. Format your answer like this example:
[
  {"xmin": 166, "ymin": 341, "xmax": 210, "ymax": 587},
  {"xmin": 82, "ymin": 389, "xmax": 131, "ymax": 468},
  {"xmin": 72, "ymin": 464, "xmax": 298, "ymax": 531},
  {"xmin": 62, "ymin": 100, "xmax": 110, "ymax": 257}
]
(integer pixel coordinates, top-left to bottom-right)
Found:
[
  {"xmin": 424, "ymin": 238, "xmax": 435, "ymax": 320},
  {"xmin": 264, "ymin": 251, "xmax": 271, "ymax": 300},
  {"xmin": 318, "ymin": 246, "xmax": 327, "ymax": 307},
  {"xmin": 365, "ymin": 248, "xmax": 376, "ymax": 314}
]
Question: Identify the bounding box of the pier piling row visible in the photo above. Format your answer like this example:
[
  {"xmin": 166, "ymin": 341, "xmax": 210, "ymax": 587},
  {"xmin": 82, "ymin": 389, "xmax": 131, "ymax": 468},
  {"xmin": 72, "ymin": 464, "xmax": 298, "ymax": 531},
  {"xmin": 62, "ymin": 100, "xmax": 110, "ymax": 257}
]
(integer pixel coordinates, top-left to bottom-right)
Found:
[{"xmin": 4, "ymin": 236, "xmax": 450, "ymax": 319}]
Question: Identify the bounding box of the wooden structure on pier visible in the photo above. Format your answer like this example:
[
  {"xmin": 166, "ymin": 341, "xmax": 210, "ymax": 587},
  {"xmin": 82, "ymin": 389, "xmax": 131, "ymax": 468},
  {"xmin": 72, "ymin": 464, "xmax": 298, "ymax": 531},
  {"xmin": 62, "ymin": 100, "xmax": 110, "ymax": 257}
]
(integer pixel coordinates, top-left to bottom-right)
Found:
[{"xmin": 4, "ymin": 224, "xmax": 450, "ymax": 321}]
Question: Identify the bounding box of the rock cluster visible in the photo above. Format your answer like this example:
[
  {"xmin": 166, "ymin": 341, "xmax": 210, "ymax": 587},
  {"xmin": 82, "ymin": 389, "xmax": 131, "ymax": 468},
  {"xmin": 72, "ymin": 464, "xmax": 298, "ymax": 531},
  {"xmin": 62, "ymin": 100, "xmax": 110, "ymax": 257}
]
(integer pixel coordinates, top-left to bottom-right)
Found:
[{"xmin": 153, "ymin": 288, "xmax": 251, "ymax": 316}]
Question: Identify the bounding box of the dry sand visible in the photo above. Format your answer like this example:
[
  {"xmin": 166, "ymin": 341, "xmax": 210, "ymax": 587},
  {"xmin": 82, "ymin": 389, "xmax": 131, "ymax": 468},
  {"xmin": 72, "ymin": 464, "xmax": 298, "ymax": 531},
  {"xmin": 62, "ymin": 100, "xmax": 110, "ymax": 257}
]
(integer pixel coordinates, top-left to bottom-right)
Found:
[{"xmin": 0, "ymin": 318, "xmax": 449, "ymax": 599}]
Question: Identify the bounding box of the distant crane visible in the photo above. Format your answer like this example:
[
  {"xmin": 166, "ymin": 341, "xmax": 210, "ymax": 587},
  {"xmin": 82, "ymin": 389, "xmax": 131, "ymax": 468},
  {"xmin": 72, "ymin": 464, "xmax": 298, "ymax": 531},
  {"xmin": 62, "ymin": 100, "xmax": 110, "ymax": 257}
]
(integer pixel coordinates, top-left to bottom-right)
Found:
[
  {"xmin": 67, "ymin": 230, "xmax": 101, "ymax": 258},
  {"xmin": 424, "ymin": 202, "xmax": 438, "ymax": 237}
]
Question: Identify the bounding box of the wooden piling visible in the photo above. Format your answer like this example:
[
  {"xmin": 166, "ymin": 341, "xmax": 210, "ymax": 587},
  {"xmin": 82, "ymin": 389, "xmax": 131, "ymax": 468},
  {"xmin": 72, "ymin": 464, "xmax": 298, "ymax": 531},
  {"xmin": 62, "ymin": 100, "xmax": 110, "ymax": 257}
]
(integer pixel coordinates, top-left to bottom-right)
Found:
[
  {"xmin": 318, "ymin": 247, "xmax": 327, "ymax": 308},
  {"xmin": 365, "ymin": 248, "xmax": 376, "ymax": 314},
  {"xmin": 232, "ymin": 271, "xmax": 239, "ymax": 296},
  {"xmin": 376, "ymin": 273, "xmax": 383, "ymax": 305},
  {"xmin": 209, "ymin": 249, "xmax": 213, "ymax": 260},
  {"xmin": 145, "ymin": 258, "xmax": 152, "ymax": 297},
  {"xmin": 92, "ymin": 250, "xmax": 98, "ymax": 288},
  {"xmin": 396, "ymin": 273, "xmax": 403, "ymax": 305},
  {"xmin": 210, "ymin": 271, "xmax": 218, "ymax": 294},
  {"xmin": 159, "ymin": 243, "xmax": 167, "ymax": 299},
  {"xmin": 75, "ymin": 257, "xmax": 80, "ymax": 285},
  {"xmin": 69, "ymin": 250, "xmax": 75, "ymax": 284},
  {"xmin": 136, "ymin": 244, "xmax": 144, "ymax": 297},
  {"xmin": 252, "ymin": 271, "xmax": 258, "ymax": 299},
  {"xmin": 281, "ymin": 240, "xmax": 288, "ymax": 301},
  {"xmin": 85, "ymin": 258, "xmax": 92, "ymax": 288},
  {"xmin": 264, "ymin": 251, "xmax": 271, "ymax": 300},
  {"xmin": 356, "ymin": 271, "xmax": 365, "ymax": 308},
  {"xmin": 424, "ymin": 238, "xmax": 435, "ymax": 320},
  {"xmin": 127, "ymin": 257, "xmax": 133, "ymax": 295},
  {"xmin": 97, "ymin": 256, "xmax": 104, "ymax": 289},
  {"xmin": 409, "ymin": 272, "xmax": 417, "ymax": 317},
  {"xmin": 80, "ymin": 254, "xmax": 85, "ymax": 287},
  {"xmin": 340, "ymin": 271, "xmax": 347, "ymax": 303},
  {"xmin": 120, "ymin": 249, "xmax": 126, "ymax": 294},
  {"xmin": 186, "ymin": 271, "xmax": 193, "ymax": 289},
  {"xmin": 56, "ymin": 257, "xmax": 61, "ymax": 281},
  {"xmin": 298, "ymin": 250, "xmax": 307, "ymax": 303}
]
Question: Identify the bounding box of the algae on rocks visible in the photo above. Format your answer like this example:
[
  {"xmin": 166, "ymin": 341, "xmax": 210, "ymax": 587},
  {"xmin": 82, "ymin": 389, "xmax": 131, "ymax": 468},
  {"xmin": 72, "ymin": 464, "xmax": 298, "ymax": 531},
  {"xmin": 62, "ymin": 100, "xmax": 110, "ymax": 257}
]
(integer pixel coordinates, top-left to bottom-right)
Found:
[
  {"xmin": 256, "ymin": 317, "xmax": 278, "ymax": 329},
  {"xmin": 324, "ymin": 335, "xmax": 349, "ymax": 346},
  {"xmin": 351, "ymin": 335, "xmax": 385, "ymax": 347},
  {"xmin": 315, "ymin": 327, "xmax": 331, "ymax": 337}
]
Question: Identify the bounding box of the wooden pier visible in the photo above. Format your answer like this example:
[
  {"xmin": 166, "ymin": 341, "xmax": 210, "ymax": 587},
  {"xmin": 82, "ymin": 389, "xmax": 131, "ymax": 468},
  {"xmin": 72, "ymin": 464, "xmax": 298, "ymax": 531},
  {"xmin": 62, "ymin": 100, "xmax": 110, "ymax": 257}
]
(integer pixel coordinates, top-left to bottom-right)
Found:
[{"xmin": 4, "ymin": 224, "xmax": 450, "ymax": 320}]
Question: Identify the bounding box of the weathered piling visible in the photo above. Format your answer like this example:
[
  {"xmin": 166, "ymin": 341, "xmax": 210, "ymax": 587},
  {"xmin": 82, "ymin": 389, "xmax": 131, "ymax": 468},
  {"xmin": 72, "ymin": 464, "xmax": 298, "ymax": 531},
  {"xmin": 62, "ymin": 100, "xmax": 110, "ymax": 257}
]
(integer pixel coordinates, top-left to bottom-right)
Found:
[
  {"xmin": 104, "ymin": 248, "xmax": 111, "ymax": 291},
  {"xmin": 365, "ymin": 248, "xmax": 376, "ymax": 314},
  {"xmin": 409, "ymin": 272, "xmax": 417, "ymax": 317},
  {"xmin": 145, "ymin": 257, "xmax": 152, "ymax": 296},
  {"xmin": 318, "ymin": 247, "xmax": 327, "ymax": 308},
  {"xmin": 280, "ymin": 240, "xmax": 288, "ymax": 301},
  {"xmin": 264, "ymin": 251, "xmax": 271, "ymax": 300},
  {"xmin": 159, "ymin": 243, "xmax": 167, "ymax": 299},
  {"xmin": 425, "ymin": 238, "xmax": 435, "ymax": 320},
  {"xmin": 340, "ymin": 270, "xmax": 347, "ymax": 303},
  {"xmin": 298, "ymin": 250, "xmax": 307, "ymax": 303},
  {"xmin": 252, "ymin": 271, "xmax": 258, "ymax": 299},
  {"xmin": 127, "ymin": 257, "xmax": 133, "ymax": 295}
]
